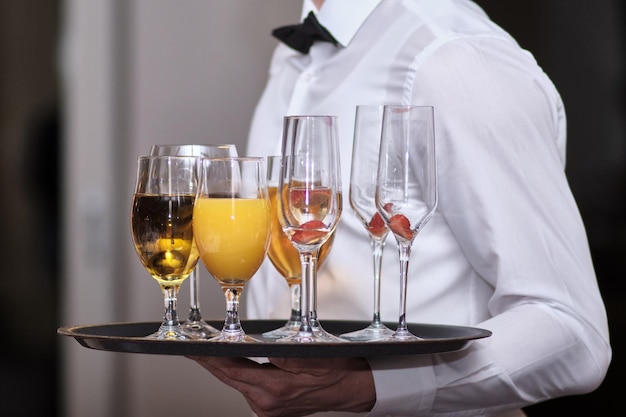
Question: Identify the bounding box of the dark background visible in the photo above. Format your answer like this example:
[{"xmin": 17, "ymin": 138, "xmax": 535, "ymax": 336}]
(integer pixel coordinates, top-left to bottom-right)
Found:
[{"xmin": 0, "ymin": 1, "xmax": 623, "ymax": 416}]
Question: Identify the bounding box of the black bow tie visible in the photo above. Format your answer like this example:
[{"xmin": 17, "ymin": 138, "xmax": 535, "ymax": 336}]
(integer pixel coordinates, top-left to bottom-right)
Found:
[{"xmin": 272, "ymin": 11, "xmax": 338, "ymax": 54}]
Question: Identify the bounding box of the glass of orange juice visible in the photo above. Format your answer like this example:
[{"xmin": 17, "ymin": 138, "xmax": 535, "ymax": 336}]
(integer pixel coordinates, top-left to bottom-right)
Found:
[{"xmin": 193, "ymin": 157, "xmax": 271, "ymax": 342}]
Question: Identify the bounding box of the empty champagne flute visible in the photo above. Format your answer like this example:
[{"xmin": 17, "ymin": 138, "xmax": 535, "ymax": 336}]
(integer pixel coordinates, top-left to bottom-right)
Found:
[
  {"xmin": 193, "ymin": 157, "xmax": 271, "ymax": 342},
  {"xmin": 341, "ymin": 105, "xmax": 394, "ymax": 341},
  {"xmin": 130, "ymin": 155, "xmax": 199, "ymax": 340},
  {"xmin": 376, "ymin": 105, "xmax": 437, "ymax": 341},
  {"xmin": 262, "ymin": 156, "xmax": 336, "ymax": 338},
  {"xmin": 276, "ymin": 116, "xmax": 343, "ymax": 343},
  {"xmin": 150, "ymin": 144, "xmax": 237, "ymax": 339}
]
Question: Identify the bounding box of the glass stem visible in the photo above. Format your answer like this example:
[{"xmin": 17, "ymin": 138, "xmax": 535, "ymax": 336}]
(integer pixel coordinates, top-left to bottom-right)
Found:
[
  {"xmin": 298, "ymin": 251, "xmax": 317, "ymax": 334},
  {"xmin": 370, "ymin": 237, "xmax": 386, "ymax": 327},
  {"xmin": 395, "ymin": 243, "xmax": 412, "ymax": 336},
  {"xmin": 288, "ymin": 282, "xmax": 301, "ymax": 324},
  {"xmin": 311, "ymin": 248, "xmax": 320, "ymax": 326},
  {"xmin": 187, "ymin": 267, "xmax": 202, "ymax": 322},
  {"xmin": 222, "ymin": 286, "xmax": 244, "ymax": 334},
  {"xmin": 161, "ymin": 285, "xmax": 181, "ymax": 328}
]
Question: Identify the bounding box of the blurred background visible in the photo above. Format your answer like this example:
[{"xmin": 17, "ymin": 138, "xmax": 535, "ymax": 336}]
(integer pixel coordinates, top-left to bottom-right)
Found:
[{"xmin": 0, "ymin": 0, "xmax": 623, "ymax": 416}]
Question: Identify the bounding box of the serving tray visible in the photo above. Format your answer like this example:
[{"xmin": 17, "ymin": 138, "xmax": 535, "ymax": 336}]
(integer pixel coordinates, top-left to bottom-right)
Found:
[{"xmin": 58, "ymin": 320, "xmax": 491, "ymax": 357}]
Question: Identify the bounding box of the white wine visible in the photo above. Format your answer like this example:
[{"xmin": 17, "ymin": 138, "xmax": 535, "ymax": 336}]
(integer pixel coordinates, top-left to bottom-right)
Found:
[{"xmin": 131, "ymin": 193, "xmax": 198, "ymax": 287}]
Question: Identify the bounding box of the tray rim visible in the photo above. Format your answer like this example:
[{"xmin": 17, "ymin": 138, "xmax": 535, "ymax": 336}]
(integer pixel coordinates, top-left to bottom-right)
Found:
[{"xmin": 58, "ymin": 319, "xmax": 491, "ymax": 358}]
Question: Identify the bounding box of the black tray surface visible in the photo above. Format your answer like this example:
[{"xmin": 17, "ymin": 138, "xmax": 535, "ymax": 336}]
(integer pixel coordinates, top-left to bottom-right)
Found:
[{"xmin": 58, "ymin": 320, "xmax": 491, "ymax": 357}]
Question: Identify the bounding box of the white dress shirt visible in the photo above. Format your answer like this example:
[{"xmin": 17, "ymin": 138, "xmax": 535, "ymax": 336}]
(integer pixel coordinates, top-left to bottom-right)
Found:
[{"xmin": 245, "ymin": 0, "xmax": 611, "ymax": 416}]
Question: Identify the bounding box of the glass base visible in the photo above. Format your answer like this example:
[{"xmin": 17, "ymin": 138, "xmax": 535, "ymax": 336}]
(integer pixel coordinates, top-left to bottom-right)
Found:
[
  {"xmin": 206, "ymin": 330, "xmax": 260, "ymax": 343},
  {"xmin": 340, "ymin": 323, "xmax": 394, "ymax": 341},
  {"xmin": 379, "ymin": 329, "xmax": 424, "ymax": 342},
  {"xmin": 262, "ymin": 319, "xmax": 301, "ymax": 339},
  {"xmin": 182, "ymin": 320, "xmax": 221, "ymax": 340},
  {"xmin": 277, "ymin": 322, "xmax": 346, "ymax": 343},
  {"xmin": 148, "ymin": 324, "xmax": 188, "ymax": 340}
]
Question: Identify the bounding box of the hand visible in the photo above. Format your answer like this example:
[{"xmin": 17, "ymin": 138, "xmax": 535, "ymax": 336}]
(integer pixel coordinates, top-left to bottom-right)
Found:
[{"xmin": 189, "ymin": 356, "xmax": 376, "ymax": 417}]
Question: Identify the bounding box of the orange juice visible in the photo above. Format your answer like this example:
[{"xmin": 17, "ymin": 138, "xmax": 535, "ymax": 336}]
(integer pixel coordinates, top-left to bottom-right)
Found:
[{"xmin": 193, "ymin": 197, "xmax": 271, "ymax": 286}]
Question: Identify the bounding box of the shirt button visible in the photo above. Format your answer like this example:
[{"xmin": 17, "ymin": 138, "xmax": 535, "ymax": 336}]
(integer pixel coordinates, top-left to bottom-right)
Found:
[{"xmin": 303, "ymin": 72, "xmax": 314, "ymax": 82}]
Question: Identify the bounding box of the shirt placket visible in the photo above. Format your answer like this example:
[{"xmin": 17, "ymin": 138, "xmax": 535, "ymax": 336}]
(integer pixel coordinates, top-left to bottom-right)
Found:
[{"xmin": 285, "ymin": 46, "xmax": 334, "ymax": 116}]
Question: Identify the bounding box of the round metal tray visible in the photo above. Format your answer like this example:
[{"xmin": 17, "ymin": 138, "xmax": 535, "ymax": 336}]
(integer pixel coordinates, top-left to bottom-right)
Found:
[{"xmin": 58, "ymin": 319, "xmax": 491, "ymax": 357}]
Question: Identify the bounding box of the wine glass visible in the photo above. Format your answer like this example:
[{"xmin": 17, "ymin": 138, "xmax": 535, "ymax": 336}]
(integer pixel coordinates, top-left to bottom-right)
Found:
[
  {"xmin": 130, "ymin": 155, "xmax": 200, "ymax": 340},
  {"xmin": 193, "ymin": 157, "xmax": 271, "ymax": 342},
  {"xmin": 376, "ymin": 105, "xmax": 437, "ymax": 341},
  {"xmin": 276, "ymin": 115, "xmax": 344, "ymax": 343},
  {"xmin": 340, "ymin": 105, "xmax": 394, "ymax": 341},
  {"xmin": 262, "ymin": 156, "xmax": 336, "ymax": 339},
  {"xmin": 150, "ymin": 143, "xmax": 238, "ymax": 339}
]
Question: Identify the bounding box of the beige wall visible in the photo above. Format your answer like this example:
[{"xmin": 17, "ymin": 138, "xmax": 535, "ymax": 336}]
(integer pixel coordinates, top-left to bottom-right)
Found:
[{"xmin": 61, "ymin": 1, "xmax": 299, "ymax": 416}]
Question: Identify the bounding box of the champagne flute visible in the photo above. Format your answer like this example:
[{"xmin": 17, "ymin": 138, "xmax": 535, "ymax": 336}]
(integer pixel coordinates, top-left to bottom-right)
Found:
[
  {"xmin": 150, "ymin": 143, "xmax": 237, "ymax": 339},
  {"xmin": 277, "ymin": 115, "xmax": 343, "ymax": 343},
  {"xmin": 262, "ymin": 156, "xmax": 336, "ymax": 339},
  {"xmin": 376, "ymin": 105, "xmax": 437, "ymax": 341},
  {"xmin": 130, "ymin": 155, "xmax": 199, "ymax": 340},
  {"xmin": 341, "ymin": 105, "xmax": 394, "ymax": 341},
  {"xmin": 194, "ymin": 157, "xmax": 271, "ymax": 342}
]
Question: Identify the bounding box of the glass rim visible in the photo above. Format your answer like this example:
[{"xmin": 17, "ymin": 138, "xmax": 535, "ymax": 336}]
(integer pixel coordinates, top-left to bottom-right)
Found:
[
  {"xmin": 283, "ymin": 115, "xmax": 337, "ymax": 120},
  {"xmin": 197, "ymin": 156, "xmax": 265, "ymax": 162},
  {"xmin": 137, "ymin": 155, "xmax": 198, "ymax": 161},
  {"xmin": 383, "ymin": 104, "xmax": 434, "ymax": 110},
  {"xmin": 355, "ymin": 104, "xmax": 434, "ymax": 109},
  {"xmin": 151, "ymin": 143, "xmax": 235, "ymax": 147}
]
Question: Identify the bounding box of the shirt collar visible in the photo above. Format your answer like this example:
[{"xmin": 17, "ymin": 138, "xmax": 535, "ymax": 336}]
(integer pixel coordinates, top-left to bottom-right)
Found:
[{"xmin": 301, "ymin": 0, "xmax": 382, "ymax": 47}]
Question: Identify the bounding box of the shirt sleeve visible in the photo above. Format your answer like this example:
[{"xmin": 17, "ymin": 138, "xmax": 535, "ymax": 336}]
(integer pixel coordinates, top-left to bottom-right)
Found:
[
  {"xmin": 367, "ymin": 355, "xmax": 436, "ymax": 416},
  {"xmin": 367, "ymin": 36, "xmax": 611, "ymax": 416}
]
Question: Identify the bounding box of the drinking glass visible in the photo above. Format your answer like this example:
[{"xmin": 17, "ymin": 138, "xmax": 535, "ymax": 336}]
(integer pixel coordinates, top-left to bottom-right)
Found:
[
  {"xmin": 150, "ymin": 144, "xmax": 237, "ymax": 339},
  {"xmin": 262, "ymin": 156, "xmax": 336, "ymax": 338},
  {"xmin": 341, "ymin": 105, "xmax": 394, "ymax": 341},
  {"xmin": 376, "ymin": 105, "xmax": 437, "ymax": 341},
  {"xmin": 194, "ymin": 157, "xmax": 271, "ymax": 342},
  {"xmin": 276, "ymin": 116, "xmax": 344, "ymax": 343},
  {"xmin": 130, "ymin": 155, "xmax": 200, "ymax": 340}
]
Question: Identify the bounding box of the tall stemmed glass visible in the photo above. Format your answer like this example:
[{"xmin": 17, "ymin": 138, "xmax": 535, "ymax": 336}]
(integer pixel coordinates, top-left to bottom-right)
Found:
[
  {"xmin": 341, "ymin": 105, "xmax": 394, "ymax": 341},
  {"xmin": 193, "ymin": 157, "xmax": 271, "ymax": 342},
  {"xmin": 262, "ymin": 156, "xmax": 336, "ymax": 338},
  {"xmin": 376, "ymin": 105, "xmax": 437, "ymax": 341},
  {"xmin": 150, "ymin": 144, "xmax": 237, "ymax": 339},
  {"xmin": 130, "ymin": 155, "xmax": 199, "ymax": 340},
  {"xmin": 277, "ymin": 116, "xmax": 343, "ymax": 343}
]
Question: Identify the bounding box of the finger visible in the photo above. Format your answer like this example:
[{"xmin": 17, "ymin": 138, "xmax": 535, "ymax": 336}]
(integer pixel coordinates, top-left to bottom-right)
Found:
[
  {"xmin": 269, "ymin": 357, "xmax": 322, "ymax": 376},
  {"xmin": 188, "ymin": 356, "xmax": 269, "ymax": 386},
  {"xmin": 269, "ymin": 357, "xmax": 361, "ymax": 376}
]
